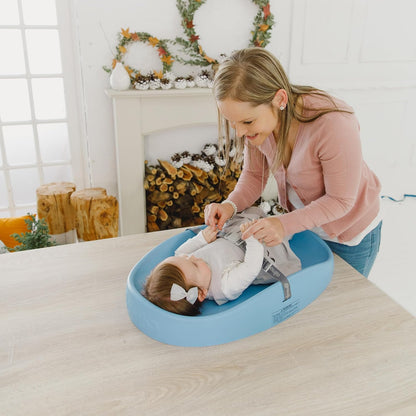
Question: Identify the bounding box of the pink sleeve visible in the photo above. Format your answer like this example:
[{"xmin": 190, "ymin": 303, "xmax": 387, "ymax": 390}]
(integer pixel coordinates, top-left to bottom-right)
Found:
[
  {"xmin": 227, "ymin": 144, "xmax": 269, "ymax": 211},
  {"xmin": 279, "ymin": 113, "xmax": 363, "ymax": 236}
]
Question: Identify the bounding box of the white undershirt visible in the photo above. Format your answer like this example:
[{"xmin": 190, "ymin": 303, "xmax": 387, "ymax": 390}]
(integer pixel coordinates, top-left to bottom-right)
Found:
[{"xmin": 287, "ymin": 183, "xmax": 382, "ymax": 246}]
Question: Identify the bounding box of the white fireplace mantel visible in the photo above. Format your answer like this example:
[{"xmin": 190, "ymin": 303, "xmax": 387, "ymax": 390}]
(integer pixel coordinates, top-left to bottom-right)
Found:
[{"xmin": 106, "ymin": 88, "xmax": 218, "ymax": 235}]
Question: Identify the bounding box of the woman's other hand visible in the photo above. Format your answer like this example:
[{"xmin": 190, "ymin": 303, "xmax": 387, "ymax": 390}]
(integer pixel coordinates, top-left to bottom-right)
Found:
[
  {"xmin": 204, "ymin": 202, "xmax": 234, "ymax": 230},
  {"xmin": 241, "ymin": 216, "xmax": 285, "ymax": 246}
]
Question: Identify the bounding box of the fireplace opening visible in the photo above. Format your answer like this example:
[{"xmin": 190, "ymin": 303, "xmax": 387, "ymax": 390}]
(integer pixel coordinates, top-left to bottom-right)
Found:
[
  {"xmin": 144, "ymin": 138, "xmax": 284, "ymax": 232},
  {"xmin": 145, "ymin": 138, "xmax": 241, "ymax": 231}
]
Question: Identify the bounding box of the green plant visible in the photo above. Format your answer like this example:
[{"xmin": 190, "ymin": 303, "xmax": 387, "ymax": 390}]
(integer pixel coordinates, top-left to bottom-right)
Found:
[{"xmin": 8, "ymin": 214, "xmax": 56, "ymax": 251}]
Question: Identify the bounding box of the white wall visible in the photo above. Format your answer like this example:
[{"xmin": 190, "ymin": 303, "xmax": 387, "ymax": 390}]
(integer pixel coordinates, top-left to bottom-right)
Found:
[{"xmin": 71, "ymin": 0, "xmax": 416, "ymax": 199}]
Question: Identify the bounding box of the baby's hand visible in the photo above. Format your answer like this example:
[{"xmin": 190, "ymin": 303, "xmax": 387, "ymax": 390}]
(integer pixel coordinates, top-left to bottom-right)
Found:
[
  {"xmin": 240, "ymin": 219, "xmax": 257, "ymax": 234},
  {"xmin": 202, "ymin": 225, "xmax": 218, "ymax": 243}
]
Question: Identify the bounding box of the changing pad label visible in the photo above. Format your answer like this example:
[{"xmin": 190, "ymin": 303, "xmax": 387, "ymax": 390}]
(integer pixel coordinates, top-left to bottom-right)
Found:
[{"xmin": 272, "ymin": 300, "xmax": 300, "ymax": 324}]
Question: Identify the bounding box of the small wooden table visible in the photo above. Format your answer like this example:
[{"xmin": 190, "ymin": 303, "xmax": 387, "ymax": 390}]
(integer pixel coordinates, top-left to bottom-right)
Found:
[{"xmin": 1, "ymin": 229, "xmax": 415, "ymax": 415}]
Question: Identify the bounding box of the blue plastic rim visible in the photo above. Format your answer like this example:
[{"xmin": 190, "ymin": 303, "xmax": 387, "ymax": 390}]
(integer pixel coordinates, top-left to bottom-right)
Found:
[{"xmin": 126, "ymin": 230, "xmax": 334, "ymax": 347}]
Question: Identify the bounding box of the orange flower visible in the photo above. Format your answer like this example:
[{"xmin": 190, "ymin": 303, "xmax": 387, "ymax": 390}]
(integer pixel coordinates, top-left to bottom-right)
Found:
[
  {"xmin": 121, "ymin": 28, "xmax": 131, "ymax": 39},
  {"xmin": 204, "ymin": 55, "xmax": 216, "ymax": 64},
  {"xmin": 259, "ymin": 24, "xmax": 269, "ymax": 32},
  {"xmin": 131, "ymin": 33, "xmax": 140, "ymax": 41},
  {"xmin": 125, "ymin": 66, "xmax": 133, "ymax": 75},
  {"xmin": 148, "ymin": 37, "xmax": 159, "ymax": 47},
  {"xmin": 263, "ymin": 3, "xmax": 271, "ymax": 19},
  {"xmin": 186, "ymin": 20, "xmax": 194, "ymax": 29},
  {"xmin": 119, "ymin": 45, "xmax": 127, "ymax": 54},
  {"xmin": 161, "ymin": 55, "xmax": 174, "ymax": 65},
  {"xmin": 154, "ymin": 70, "xmax": 163, "ymax": 79},
  {"xmin": 112, "ymin": 59, "xmax": 117, "ymax": 69}
]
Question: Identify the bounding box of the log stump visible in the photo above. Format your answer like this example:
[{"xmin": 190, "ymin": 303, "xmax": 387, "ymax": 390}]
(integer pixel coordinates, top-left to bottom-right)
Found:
[
  {"xmin": 70, "ymin": 188, "xmax": 118, "ymax": 241},
  {"xmin": 36, "ymin": 182, "xmax": 76, "ymax": 244}
]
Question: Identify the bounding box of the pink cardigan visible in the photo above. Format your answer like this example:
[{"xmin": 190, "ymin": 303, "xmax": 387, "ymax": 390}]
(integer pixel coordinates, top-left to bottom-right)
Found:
[{"xmin": 227, "ymin": 95, "xmax": 381, "ymax": 243}]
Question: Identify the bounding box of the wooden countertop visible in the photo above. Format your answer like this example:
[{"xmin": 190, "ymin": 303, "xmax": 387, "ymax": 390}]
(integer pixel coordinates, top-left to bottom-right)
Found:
[{"xmin": 1, "ymin": 229, "xmax": 415, "ymax": 415}]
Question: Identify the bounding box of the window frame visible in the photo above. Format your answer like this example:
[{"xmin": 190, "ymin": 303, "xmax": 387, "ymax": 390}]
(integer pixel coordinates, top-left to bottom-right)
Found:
[{"xmin": 0, "ymin": 0, "xmax": 88, "ymax": 217}]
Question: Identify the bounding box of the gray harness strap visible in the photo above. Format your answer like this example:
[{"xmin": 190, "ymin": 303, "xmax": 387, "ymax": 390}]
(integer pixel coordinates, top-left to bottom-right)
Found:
[{"xmin": 217, "ymin": 229, "xmax": 292, "ymax": 301}]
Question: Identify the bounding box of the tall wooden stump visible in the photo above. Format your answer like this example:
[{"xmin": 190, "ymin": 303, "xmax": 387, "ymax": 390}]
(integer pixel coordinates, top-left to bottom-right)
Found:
[
  {"xmin": 70, "ymin": 188, "xmax": 119, "ymax": 241},
  {"xmin": 36, "ymin": 182, "xmax": 76, "ymax": 244}
]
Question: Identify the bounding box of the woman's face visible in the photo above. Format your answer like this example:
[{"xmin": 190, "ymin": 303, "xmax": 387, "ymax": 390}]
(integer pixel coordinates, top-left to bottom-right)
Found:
[{"xmin": 217, "ymin": 97, "xmax": 280, "ymax": 147}]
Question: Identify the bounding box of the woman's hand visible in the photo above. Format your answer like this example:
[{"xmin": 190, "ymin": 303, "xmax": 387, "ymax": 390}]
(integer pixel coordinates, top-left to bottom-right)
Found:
[
  {"xmin": 204, "ymin": 202, "xmax": 234, "ymax": 230},
  {"xmin": 202, "ymin": 225, "xmax": 218, "ymax": 243},
  {"xmin": 241, "ymin": 216, "xmax": 285, "ymax": 246}
]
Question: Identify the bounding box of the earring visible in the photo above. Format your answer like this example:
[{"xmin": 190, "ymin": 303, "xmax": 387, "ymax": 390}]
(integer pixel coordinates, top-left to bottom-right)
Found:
[{"xmin": 279, "ymin": 106, "xmax": 285, "ymax": 111}]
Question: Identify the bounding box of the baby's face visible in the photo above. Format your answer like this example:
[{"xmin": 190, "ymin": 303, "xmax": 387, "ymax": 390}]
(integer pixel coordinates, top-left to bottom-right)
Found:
[{"xmin": 163, "ymin": 255, "xmax": 211, "ymax": 293}]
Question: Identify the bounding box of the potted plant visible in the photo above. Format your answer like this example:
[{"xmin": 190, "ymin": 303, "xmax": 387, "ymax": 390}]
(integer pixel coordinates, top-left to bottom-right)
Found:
[{"xmin": 8, "ymin": 214, "xmax": 56, "ymax": 251}]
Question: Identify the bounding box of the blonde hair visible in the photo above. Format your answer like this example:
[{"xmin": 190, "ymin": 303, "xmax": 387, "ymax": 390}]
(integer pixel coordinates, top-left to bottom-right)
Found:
[
  {"xmin": 143, "ymin": 261, "xmax": 202, "ymax": 316},
  {"xmin": 213, "ymin": 47, "xmax": 352, "ymax": 170}
]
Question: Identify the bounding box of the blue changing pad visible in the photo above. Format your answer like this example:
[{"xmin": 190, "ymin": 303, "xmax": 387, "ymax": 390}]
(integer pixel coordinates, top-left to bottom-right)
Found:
[{"xmin": 126, "ymin": 229, "xmax": 333, "ymax": 347}]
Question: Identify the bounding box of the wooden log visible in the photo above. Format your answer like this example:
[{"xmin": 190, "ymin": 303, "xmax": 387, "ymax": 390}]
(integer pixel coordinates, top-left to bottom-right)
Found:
[
  {"xmin": 148, "ymin": 191, "xmax": 172, "ymax": 204},
  {"xmin": 148, "ymin": 205, "xmax": 159, "ymax": 215},
  {"xmin": 145, "ymin": 161, "xmax": 157, "ymax": 176},
  {"xmin": 147, "ymin": 220, "xmax": 159, "ymax": 232},
  {"xmin": 158, "ymin": 209, "xmax": 168, "ymax": 222},
  {"xmin": 191, "ymin": 203, "xmax": 201, "ymax": 214},
  {"xmin": 208, "ymin": 171, "xmax": 219, "ymax": 185},
  {"xmin": 194, "ymin": 188, "xmax": 210, "ymax": 204},
  {"xmin": 36, "ymin": 182, "xmax": 76, "ymax": 244},
  {"xmin": 175, "ymin": 180, "xmax": 188, "ymax": 195},
  {"xmin": 158, "ymin": 159, "xmax": 177, "ymax": 178},
  {"xmin": 147, "ymin": 214, "xmax": 157, "ymax": 223},
  {"xmin": 190, "ymin": 182, "xmax": 204, "ymax": 194},
  {"xmin": 171, "ymin": 217, "xmax": 182, "ymax": 228},
  {"xmin": 70, "ymin": 188, "xmax": 118, "ymax": 241},
  {"xmin": 178, "ymin": 167, "xmax": 192, "ymax": 181},
  {"xmin": 183, "ymin": 164, "xmax": 207, "ymax": 184},
  {"xmin": 159, "ymin": 183, "xmax": 168, "ymax": 192}
]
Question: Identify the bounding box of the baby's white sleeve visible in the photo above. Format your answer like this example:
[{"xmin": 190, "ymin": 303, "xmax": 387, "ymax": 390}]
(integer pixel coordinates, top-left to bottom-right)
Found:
[
  {"xmin": 174, "ymin": 231, "xmax": 208, "ymax": 256},
  {"xmin": 221, "ymin": 236, "xmax": 264, "ymax": 300}
]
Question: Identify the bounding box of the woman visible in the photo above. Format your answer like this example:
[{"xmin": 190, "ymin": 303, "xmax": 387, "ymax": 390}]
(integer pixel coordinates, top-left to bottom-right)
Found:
[{"xmin": 204, "ymin": 48, "xmax": 382, "ymax": 277}]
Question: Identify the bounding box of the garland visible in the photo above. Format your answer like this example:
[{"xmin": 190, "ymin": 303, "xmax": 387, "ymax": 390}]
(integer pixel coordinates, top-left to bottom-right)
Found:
[
  {"xmin": 174, "ymin": 0, "xmax": 274, "ymax": 66},
  {"xmin": 104, "ymin": 0, "xmax": 274, "ymax": 85}
]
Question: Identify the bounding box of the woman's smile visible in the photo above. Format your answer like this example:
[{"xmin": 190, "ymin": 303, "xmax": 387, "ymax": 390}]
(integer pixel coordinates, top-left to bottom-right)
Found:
[{"xmin": 245, "ymin": 133, "xmax": 259, "ymax": 140}]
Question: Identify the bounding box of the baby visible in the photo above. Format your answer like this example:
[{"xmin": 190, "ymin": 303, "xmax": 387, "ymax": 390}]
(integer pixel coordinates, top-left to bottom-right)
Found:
[{"xmin": 143, "ymin": 207, "xmax": 301, "ymax": 316}]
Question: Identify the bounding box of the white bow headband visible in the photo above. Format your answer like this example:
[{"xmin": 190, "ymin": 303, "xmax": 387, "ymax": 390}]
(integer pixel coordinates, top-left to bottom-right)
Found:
[{"xmin": 170, "ymin": 283, "xmax": 198, "ymax": 305}]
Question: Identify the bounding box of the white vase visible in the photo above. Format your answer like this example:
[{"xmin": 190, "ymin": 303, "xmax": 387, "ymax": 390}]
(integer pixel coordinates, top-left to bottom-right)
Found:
[{"xmin": 110, "ymin": 62, "xmax": 131, "ymax": 90}]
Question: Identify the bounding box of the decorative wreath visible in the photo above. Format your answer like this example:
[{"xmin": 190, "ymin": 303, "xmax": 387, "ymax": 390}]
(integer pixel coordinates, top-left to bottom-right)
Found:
[
  {"xmin": 174, "ymin": 0, "xmax": 274, "ymax": 66},
  {"xmin": 104, "ymin": 29, "xmax": 175, "ymax": 81}
]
